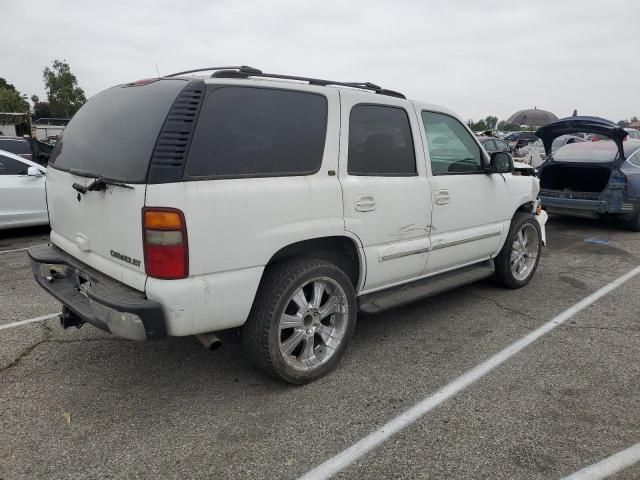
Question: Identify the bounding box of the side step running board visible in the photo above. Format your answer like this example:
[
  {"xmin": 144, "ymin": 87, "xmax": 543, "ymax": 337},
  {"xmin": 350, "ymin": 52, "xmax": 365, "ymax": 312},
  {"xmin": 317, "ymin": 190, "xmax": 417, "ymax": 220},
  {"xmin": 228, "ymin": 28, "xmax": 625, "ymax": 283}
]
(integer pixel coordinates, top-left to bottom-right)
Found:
[{"xmin": 358, "ymin": 260, "xmax": 495, "ymax": 314}]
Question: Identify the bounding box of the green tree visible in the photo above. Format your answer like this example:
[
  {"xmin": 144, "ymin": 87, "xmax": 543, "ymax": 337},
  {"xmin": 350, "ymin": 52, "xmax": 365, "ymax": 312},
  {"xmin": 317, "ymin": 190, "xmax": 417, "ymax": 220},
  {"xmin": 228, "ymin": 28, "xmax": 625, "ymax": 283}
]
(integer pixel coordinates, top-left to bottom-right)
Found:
[
  {"xmin": 43, "ymin": 59, "xmax": 86, "ymax": 117},
  {"xmin": 0, "ymin": 78, "xmax": 18, "ymax": 92},
  {"xmin": 0, "ymin": 77, "xmax": 30, "ymax": 112},
  {"xmin": 572, "ymin": 109, "xmax": 578, "ymax": 117},
  {"xmin": 30, "ymin": 95, "xmax": 51, "ymax": 120},
  {"xmin": 484, "ymin": 116, "xmax": 498, "ymax": 130},
  {"xmin": 500, "ymin": 122, "xmax": 521, "ymax": 132},
  {"xmin": 470, "ymin": 119, "xmax": 487, "ymax": 131},
  {"xmin": 617, "ymin": 120, "xmax": 630, "ymax": 128}
]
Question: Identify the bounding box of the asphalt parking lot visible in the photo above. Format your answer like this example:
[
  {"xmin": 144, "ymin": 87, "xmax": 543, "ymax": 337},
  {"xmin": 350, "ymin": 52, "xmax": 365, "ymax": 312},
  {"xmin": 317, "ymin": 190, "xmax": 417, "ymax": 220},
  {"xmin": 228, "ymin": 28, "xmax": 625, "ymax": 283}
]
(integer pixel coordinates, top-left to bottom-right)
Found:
[{"xmin": 1, "ymin": 218, "xmax": 639, "ymax": 480}]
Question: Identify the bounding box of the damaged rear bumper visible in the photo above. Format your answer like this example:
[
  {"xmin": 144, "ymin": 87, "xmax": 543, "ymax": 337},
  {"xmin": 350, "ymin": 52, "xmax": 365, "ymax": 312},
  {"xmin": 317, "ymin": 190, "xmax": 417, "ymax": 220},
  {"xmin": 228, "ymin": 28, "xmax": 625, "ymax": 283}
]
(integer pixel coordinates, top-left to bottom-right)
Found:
[
  {"xmin": 28, "ymin": 244, "xmax": 167, "ymax": 340},
  {"xmin": 540, "ymin": 191, "xmax": 640, "ymax": 217}
]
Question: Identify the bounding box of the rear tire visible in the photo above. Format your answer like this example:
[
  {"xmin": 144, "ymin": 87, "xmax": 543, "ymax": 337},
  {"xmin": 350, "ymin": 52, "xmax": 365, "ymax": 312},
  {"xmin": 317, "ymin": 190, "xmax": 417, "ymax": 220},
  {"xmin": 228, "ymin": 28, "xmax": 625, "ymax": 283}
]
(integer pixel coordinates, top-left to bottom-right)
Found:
[
  {"xmin": 495, "ymin": 212, "xmax": 542, "ymax": 289},
  {"xmin": 241, "ymin": 258, "xmax": 357, "ymax": 384},
  {"xmin": 624, "ymin": 209, "xmax": 640, "ymax": 232}
]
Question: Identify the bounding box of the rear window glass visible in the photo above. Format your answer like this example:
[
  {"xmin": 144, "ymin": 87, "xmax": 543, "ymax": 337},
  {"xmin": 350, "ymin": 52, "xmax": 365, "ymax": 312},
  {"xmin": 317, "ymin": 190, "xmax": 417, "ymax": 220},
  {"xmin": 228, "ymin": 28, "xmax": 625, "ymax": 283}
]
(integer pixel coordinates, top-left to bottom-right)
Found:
[
  {"xmin": 185, "ymin": 87, "xmax": 327, "ymax": 178},
  {"xmin": 0, "ymin": 139, "xmax": 31, "ymax": 155},
  {"xmin": 48, "ymin": 79, "xmax": 187, "ymax": 182}
]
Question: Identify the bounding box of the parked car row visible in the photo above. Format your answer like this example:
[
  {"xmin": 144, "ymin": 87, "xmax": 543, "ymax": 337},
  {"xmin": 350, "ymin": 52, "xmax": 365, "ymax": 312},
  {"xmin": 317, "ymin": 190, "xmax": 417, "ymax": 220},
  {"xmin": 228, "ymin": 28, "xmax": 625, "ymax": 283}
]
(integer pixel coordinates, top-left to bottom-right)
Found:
[{"xmin": 0, "ymin": 135, "xmax": 56, "ymax": 165}]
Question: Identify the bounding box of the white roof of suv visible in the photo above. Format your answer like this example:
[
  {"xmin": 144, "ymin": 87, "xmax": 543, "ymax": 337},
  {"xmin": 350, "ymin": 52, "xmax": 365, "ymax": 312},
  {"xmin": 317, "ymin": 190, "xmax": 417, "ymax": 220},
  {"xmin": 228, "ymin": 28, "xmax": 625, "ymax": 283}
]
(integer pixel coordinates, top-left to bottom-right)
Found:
[{"xmin": 171, "ymin": 65, "xmax": 457, "ymax": 120}]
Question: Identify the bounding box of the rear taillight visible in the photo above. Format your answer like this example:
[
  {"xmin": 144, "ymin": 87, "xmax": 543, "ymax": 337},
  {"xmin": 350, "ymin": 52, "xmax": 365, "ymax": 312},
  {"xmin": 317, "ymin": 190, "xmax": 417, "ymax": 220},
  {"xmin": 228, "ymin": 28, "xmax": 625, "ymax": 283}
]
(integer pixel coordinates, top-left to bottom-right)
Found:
[{"xmin": 142, "ymin": 208, "xmax": 188, "ymax": 279}]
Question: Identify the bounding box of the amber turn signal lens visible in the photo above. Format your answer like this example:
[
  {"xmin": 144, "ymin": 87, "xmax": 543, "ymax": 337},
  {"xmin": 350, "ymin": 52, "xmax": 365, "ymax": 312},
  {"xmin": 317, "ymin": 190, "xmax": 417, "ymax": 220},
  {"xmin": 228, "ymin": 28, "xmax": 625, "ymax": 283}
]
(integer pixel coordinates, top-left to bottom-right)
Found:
[{"xmin": 144, "ymin": 211, "xmax": 183, "ymax": 230}]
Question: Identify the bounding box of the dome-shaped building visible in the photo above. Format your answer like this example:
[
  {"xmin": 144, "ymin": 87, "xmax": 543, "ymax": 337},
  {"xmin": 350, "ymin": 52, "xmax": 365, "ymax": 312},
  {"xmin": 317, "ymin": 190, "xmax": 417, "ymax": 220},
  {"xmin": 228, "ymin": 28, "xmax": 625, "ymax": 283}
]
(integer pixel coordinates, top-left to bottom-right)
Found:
[{"xmin": 506, "ymin": 107, "xmax": 558, "ymax": 127}]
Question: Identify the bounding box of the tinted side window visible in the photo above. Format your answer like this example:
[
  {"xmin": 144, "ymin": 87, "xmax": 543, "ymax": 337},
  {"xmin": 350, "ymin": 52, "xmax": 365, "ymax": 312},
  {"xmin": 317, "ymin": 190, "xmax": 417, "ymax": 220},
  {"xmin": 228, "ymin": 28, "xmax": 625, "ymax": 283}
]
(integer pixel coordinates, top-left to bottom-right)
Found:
[
  {"xmin": 348, "ymin": 105, "xmax": 416, "ymax": 176},
  {"xmin": 0, "ymin": 154, "xmax": 28, "ymax": 175},
  {"xmin": 185, "ymin": 87, "xmax": 327, "ymax": 178},
  {"xmin": 495, "ymin": 140, "xmax": 510, "ymax": 152},
  {"xmin": 422, "ymin": 111, "xmax": 483, "ymax": 175},
  {"xmin": 483, "ymin": 140, "xmax": 496, "ymax": 152}
]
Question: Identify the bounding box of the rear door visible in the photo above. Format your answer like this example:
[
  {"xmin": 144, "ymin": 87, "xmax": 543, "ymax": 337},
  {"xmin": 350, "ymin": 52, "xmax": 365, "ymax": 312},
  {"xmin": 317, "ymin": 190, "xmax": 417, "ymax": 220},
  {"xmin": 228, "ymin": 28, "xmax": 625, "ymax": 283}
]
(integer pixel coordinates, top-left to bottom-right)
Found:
[
  {"xmin": 339, "ymin": 92, "xmax": 431, "ymax": 291},
  {"xmin": 45, "ymin": 78, "xmax": 191, "ymax": 291}
]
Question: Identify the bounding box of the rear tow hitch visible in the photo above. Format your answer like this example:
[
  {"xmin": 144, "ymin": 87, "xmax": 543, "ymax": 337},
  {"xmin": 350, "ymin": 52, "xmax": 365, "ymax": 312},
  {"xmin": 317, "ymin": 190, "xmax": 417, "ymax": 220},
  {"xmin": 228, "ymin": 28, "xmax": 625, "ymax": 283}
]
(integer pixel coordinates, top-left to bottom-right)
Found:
[{"xmin": 60, "ymin": 307, "xmax": 85, "ymax": 330}]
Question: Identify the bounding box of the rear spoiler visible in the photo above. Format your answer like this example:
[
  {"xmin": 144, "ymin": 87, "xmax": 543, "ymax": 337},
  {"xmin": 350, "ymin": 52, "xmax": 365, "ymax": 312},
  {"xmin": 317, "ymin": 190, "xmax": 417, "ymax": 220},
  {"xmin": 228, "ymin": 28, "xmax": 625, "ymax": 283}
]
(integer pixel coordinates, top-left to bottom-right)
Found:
[{"xmin": 536, "ymin": 116, "xmax": 628, "ymax": 159}]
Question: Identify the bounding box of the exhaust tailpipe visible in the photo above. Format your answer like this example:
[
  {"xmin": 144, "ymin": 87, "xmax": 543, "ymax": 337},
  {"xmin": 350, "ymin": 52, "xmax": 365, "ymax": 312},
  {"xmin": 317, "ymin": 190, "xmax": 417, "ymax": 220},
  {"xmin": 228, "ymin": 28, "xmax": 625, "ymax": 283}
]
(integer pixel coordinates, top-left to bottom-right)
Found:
[{"xmin": 195, "ymin": 332, "xmax": 223, "ymax": 351}]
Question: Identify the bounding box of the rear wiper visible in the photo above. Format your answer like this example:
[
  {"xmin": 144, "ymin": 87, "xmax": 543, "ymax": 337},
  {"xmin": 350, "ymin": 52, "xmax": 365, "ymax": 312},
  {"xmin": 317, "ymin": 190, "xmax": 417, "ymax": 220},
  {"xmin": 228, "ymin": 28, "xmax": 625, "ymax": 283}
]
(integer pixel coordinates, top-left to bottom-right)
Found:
[{"xmin": 72, "ymin": 176, "xmax": 134, "ymax": 194}]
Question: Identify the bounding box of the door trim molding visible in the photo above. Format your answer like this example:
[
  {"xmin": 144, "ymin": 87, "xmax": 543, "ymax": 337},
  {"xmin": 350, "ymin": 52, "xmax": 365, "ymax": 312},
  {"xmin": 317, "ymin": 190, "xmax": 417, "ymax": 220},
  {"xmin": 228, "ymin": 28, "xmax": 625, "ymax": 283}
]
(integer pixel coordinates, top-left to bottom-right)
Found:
[
  {"xmin": 380, "ymin": 231, "xmax": 501, "ymax": 262},
  {"xmin": 380, "ymin": 247, "xmax": 430, "ymax": 262},
  {"xmin": 431, "ymin": 231, "xmax": 501, "ymax": 251}
]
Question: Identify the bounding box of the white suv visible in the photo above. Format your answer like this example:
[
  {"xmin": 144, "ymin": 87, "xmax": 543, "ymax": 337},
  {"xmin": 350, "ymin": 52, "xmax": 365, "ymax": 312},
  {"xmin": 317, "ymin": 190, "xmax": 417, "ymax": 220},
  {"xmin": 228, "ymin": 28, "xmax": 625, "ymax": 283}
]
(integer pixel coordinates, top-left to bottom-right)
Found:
[{"xmin": 29, "ymin": 66, "xmax": 547, "ymax": 383}]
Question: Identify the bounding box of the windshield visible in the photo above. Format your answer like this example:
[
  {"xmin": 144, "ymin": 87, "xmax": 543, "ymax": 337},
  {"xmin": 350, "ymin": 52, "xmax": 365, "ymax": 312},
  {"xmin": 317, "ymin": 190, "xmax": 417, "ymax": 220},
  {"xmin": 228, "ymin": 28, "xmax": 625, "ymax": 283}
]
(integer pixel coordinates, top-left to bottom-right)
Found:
[{"xmin": 48, "ymin": 79, "xmax": 187, "ymax": 183}]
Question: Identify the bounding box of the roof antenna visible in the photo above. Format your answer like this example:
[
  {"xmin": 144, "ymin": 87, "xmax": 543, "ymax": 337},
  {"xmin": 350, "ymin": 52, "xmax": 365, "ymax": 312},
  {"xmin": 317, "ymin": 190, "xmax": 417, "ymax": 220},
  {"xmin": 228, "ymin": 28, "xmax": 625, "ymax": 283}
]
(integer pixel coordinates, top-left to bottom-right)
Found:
[{"xmin": 155, "ymin": 64, "xmax": 161, "ymax": 78}]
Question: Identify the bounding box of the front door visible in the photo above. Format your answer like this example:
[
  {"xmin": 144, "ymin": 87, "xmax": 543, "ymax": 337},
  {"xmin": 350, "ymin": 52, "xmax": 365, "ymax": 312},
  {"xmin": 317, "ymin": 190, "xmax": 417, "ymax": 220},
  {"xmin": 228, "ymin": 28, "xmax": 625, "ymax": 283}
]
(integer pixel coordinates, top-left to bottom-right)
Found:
[
  {"xmin": 418, "ymin": 110, "xmax": 512, "ymax": 274},
  {"xmin": 339, "ymin": 92, "xmax": 431, "ymax": 292}
]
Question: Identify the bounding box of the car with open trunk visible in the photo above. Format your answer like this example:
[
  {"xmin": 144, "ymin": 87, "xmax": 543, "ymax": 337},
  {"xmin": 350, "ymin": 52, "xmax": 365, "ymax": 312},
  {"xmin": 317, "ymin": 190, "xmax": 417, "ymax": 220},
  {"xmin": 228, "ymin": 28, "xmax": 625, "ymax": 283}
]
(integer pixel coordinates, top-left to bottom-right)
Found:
[{"xmin": 537, "ymin": 116, "xmax": 640, "ymax": 230}]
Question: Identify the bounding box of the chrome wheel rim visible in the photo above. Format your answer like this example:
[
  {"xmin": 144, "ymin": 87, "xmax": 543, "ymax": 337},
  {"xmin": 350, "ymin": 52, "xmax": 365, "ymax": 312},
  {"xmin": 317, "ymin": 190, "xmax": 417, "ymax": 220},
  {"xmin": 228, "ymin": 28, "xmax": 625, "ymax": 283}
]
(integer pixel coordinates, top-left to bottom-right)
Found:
[
  {"xmin": 511, "ymin": 223, "xmax": 540, "ymax": 281},
  {"xmin": 278, "ymin": 277, "xmax": 349, "ymax": 372}
]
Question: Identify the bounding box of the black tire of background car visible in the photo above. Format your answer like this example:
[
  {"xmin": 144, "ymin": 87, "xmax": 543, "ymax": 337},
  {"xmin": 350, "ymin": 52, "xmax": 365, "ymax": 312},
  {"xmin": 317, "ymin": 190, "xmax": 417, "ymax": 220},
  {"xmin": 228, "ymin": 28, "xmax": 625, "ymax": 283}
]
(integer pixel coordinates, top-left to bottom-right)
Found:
[
  {"xmin": 624, "ymin": 209, "xmax": 640, "ymax": 232},
  {"xmin": 241, "ymin": 258, "xmax": 357, "ymax": 384},
  {"xmin": 494, "ymin": 212, "xmax": 542, "ymax": 289}
]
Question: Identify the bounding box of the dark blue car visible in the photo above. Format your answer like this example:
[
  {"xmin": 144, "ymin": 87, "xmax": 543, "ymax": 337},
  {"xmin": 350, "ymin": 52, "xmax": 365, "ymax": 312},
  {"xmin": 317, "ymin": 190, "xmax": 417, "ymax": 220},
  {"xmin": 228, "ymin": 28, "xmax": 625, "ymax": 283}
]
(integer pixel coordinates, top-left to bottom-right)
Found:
[{"xmin": 537, "ymin": 116, "xmax": 640, "ymax": 230}]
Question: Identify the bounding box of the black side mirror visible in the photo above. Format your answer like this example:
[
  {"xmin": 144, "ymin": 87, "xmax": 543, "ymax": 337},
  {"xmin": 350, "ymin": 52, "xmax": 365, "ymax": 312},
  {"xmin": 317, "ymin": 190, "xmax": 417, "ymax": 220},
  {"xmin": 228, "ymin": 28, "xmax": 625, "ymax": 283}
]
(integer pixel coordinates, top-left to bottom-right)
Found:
[{"xmin": 487, "ymin": 151, "xmax": 513, "ymax": 174}]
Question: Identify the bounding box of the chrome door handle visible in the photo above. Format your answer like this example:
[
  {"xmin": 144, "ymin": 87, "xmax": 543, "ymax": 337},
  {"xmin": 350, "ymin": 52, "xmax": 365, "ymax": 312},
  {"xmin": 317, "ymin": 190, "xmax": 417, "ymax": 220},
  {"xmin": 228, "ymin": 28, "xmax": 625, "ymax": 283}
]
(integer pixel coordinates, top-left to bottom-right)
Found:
[
  {"xmin": 355, "ymin": 195, "xmax": 376, "ymax": 212},
  {"xmin": 435, "ymin": 189, "xmax": 451, "ymax": 205},
  {"xmin": 435, "ymin": 189, "xmax": 450, "ymax": 205}
]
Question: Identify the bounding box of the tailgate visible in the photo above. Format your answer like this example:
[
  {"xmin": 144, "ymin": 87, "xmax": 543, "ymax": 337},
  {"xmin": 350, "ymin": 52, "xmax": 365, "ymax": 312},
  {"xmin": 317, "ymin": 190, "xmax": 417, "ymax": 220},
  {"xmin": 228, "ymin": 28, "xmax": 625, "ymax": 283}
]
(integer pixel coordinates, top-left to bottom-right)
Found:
[
  {"xmin": 43, "ymin": 77, "xmax": 193, "ymax": 291},
  {"xmin": 47, "ymin": 167, "xmax": 147, "ymax": 291}
]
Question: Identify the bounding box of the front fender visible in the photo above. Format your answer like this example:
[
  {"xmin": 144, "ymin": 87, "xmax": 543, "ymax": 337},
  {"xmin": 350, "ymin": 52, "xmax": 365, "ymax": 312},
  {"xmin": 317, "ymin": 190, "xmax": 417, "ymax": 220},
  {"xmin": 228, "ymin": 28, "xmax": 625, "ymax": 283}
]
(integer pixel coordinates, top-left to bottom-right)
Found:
[{"xmin": 535, "ymin": 209, "xmax": 548, "ymax": 246}]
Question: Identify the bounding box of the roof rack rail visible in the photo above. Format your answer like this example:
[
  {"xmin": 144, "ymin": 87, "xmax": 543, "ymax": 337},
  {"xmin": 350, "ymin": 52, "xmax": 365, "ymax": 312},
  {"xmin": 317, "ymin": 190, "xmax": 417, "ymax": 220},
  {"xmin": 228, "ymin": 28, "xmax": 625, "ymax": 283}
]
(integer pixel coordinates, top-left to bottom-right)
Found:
[
  {"xmin": 166, "ymin": 66, "xmax": 406, "ymax": 99},
  {"xmin": 165, "ymin": 65, "xmax": 262, "ymax": 78}
]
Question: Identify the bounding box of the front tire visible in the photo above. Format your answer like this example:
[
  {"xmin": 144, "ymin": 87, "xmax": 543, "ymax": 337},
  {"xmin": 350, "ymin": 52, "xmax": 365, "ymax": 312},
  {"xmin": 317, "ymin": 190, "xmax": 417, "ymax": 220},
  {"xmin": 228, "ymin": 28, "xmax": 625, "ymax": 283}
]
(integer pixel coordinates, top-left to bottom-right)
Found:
[
  {"xmin": 242, "ymin": 258, "xmax": 357, "ymax": 384},
  {"xmin": 495, "ymin": 212, "xmax": 542, "ymax": 289}
]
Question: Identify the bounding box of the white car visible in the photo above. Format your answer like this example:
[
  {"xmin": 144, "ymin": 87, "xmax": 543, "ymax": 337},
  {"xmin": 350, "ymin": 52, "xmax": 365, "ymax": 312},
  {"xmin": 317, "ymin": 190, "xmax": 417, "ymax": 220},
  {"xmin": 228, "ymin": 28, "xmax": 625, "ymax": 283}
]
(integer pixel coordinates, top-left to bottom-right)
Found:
[
  {"xmin": 29, "ymin": 67, "xmax": 546, "ymax": 383},
  {"xmin": 0, "ymin": 149, "xmax": 48, "ymax": 229},
  {"xmin": 625, "ymin": 128, "xmax": 640, "ymax": 140}
]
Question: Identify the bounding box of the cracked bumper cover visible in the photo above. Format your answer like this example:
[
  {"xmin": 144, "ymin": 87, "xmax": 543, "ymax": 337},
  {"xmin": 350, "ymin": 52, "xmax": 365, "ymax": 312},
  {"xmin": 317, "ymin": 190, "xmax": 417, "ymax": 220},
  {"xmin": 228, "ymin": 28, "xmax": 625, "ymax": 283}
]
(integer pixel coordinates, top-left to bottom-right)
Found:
[
  {"xmin": 28, "ymin": 244, "xmax": 167, "ymax": 340},
  {"xmin": 539, "ymin": 191, "xmax": 640, "ymax": 215}
]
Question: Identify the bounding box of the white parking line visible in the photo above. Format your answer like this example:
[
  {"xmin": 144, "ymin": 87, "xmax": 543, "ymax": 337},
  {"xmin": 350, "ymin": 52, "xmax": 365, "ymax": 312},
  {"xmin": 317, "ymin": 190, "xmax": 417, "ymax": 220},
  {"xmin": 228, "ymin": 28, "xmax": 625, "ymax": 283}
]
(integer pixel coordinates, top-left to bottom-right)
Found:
[
  {"xmin": 299, "ymin": 264, "xmax": 640, "ymax": 480},
  {"xmin": 561, "ymin": 442, "xmax": 640, "ymax": 480},
  {"xmin": 0, "ymin": 247, "xmax": 29, "ymax": 255},
  {"xmin": 0, "ymin": 313, "xmax": 59, "ymax": 331}
]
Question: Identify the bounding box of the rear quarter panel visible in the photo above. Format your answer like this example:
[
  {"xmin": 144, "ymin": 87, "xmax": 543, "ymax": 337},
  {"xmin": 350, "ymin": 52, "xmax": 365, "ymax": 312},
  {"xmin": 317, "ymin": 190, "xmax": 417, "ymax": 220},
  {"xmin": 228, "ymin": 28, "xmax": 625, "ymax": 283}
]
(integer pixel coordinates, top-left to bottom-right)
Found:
[{"xmin": 144, "ymin": 88, "xmax": 344, "ymax": 334}]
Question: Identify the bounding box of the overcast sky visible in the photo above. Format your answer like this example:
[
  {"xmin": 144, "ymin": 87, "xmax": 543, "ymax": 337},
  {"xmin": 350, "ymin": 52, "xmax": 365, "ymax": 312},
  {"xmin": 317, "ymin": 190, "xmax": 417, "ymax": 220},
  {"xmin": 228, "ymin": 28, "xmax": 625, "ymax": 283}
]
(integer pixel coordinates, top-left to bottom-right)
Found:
[{"xmin": 3, "ymin": 0, "xmax": 639, "ymax": 123}]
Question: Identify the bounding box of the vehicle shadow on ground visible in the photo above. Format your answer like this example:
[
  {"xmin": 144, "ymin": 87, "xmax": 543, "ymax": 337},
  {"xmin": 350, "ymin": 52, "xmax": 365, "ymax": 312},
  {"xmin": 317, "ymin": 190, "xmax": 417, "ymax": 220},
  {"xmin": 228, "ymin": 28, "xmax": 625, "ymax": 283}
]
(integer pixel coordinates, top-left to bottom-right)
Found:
[
  {"xmin": 0, "ymin": 225, "xmax": 50, "ymax": 246},
  {"xmin": 546, "ymin": 213, "xmax": 630, "ymax": 235},
  {"xmin": 27, "ymin": 278, "xmax": 497, "ymax": 396}
]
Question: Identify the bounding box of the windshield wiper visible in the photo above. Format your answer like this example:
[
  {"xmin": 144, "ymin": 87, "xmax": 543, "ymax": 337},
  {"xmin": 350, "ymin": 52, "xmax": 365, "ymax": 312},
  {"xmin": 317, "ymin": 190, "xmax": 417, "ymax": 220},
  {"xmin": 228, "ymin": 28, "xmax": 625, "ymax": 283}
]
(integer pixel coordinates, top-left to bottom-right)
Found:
[{"xmin": 72, "ymin": 176, "xmax": 134, "ymax": 194}]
